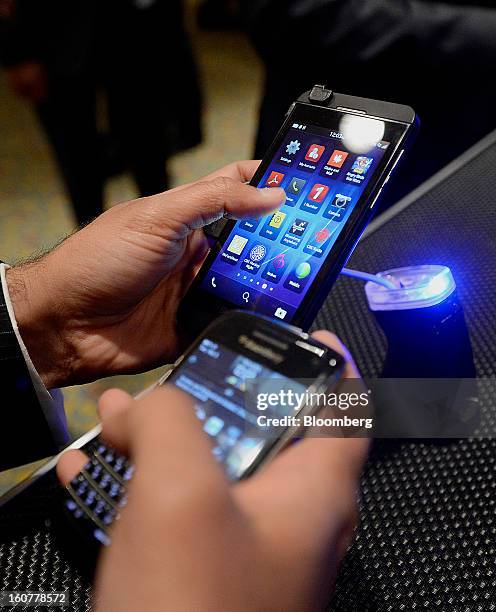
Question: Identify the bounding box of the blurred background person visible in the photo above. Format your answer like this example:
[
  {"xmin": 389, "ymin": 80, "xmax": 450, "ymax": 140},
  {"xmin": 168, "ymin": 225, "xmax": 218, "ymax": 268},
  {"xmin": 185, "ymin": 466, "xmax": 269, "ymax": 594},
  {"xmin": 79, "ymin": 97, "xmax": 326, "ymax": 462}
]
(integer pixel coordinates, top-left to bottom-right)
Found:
[
  {"xmin": 242, "ymin": 0, "xmax": 496, "ymax": 210},
  {"xmin": 0, "ymin": 0, "xmax": 202, "ymax": 225},
  {"xmin": 0, "ymin": 0, "xmax": 261, "ymax": 448}
]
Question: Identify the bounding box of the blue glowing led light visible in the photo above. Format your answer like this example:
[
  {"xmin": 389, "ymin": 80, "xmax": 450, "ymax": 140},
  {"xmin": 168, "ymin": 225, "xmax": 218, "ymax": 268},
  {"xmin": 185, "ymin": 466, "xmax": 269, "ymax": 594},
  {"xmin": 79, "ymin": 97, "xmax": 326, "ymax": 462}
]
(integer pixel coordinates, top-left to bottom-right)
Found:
[
  {"xmin": 365, "ymin": 265, "xmax": 456, "ymax": 311},
  {"xmin": 424, "ymin": 267, "xmax": 454, "ymax": 300}
]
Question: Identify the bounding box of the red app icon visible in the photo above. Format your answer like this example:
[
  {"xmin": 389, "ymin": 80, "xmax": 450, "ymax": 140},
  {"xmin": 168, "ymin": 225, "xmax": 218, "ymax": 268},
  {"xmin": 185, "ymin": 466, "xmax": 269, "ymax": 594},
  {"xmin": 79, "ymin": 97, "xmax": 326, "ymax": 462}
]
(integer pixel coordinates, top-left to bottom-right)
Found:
[
  {"xmin": 265, "ymin": 171, "xmax": 285, "ymax": 187},
  {"xmin": 315, "ymin": 227, "xmax": 330, "ymax": 243},
  {"xmin": 327, "ymin": 149, "xmax": 349, "ymax": 168},
  {"xmin": 305, "ymin": 144, "xmax": 325, "ymax": 163},
  {"xmin": 308, "ymin": 183, "xmax": 330, "ymax": 203}
]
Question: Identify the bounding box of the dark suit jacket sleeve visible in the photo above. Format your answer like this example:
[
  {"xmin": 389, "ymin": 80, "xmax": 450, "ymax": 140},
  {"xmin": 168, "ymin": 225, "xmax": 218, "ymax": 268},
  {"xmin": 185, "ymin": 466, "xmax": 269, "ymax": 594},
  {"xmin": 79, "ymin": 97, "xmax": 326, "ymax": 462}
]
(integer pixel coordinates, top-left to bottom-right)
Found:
[{"xmin": 0, "ymin": 264, "xmax": 67, "ymax": 471}]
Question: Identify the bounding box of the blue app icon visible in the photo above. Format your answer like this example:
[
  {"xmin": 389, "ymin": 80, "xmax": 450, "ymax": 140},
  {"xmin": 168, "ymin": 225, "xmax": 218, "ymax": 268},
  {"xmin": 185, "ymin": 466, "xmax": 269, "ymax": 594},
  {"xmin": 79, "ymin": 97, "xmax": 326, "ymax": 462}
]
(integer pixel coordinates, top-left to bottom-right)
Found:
[
  {"xmin": 239, "ymin": 218, "xmax": 262, "ymax": 233},
  {"xmin": 285, "ymin": 177, "xmax": 307, "ymax": 206},
  {"xmin": 323, "ymin": 193, "xmax": 352, "ymax": 222},
  {"xmin": 280, "ymin": 218, "xmax": 310, "ymax": 249},
  {"xmin": 300, "ymin": 199, "xmax": 324, "ymax": 215},
  {"xmin": 240, "ymin": 243, "xmax": 269, "ymax": 274},
  {"xmin": 351, "ymin": 156, "xmax": 373, "ymax": 175},
  {"xmin": 204, "ymin": 416, "xmax": 224, "ymax": 437}
]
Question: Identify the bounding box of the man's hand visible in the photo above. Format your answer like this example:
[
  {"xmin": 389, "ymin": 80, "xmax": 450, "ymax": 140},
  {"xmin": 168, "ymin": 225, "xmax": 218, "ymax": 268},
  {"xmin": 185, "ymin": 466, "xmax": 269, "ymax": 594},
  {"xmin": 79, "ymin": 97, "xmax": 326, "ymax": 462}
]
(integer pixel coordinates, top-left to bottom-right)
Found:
[
  {"xmin": 57, "ymin": 333, "xmax": 368, "ymax": 612},
  {"xmin": 6, "ymin": 161, "xmax": 285, "ymax": 387}
]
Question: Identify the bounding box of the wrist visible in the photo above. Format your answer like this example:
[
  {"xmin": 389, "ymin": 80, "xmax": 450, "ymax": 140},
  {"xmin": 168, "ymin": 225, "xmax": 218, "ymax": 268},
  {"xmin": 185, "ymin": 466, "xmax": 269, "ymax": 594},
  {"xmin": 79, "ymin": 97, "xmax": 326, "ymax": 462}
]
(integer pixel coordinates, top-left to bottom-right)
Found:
[{"xmin": 5, "ymin": 261, "xmax": 76, "ymax": 388}]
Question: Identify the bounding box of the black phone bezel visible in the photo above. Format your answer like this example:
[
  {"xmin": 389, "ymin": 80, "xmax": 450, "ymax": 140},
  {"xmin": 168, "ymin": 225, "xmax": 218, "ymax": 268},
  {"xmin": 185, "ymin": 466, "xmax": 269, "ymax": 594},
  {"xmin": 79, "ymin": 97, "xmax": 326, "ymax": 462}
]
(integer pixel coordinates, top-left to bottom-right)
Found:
[
  {"xmin": 176, "ymin": 311, "xmax": 344, "ymax": 382},
  {"xmin": 179, "ymin": 97, "xmax": 416, "ymax": 333}
]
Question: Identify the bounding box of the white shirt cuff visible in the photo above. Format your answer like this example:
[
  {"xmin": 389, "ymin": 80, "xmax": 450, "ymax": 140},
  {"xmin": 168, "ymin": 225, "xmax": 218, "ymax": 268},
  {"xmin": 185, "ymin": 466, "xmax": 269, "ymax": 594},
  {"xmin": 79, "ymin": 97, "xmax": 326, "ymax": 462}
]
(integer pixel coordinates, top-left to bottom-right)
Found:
[{"xmin": 0, "ymin": 263, "xmax": 69, "ymax": 447}]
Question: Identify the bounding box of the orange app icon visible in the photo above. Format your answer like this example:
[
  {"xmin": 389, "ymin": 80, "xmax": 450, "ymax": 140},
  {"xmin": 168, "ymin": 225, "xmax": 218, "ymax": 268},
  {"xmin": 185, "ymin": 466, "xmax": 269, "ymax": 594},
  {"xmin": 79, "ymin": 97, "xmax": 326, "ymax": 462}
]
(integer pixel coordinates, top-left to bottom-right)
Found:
[
  {"xmin": 327, "ymin": 150, "xmax": 349, "ymax": 168},
  {"xmin": 265, "ymin": 171, "xmax": 285, "ymax": 187}
]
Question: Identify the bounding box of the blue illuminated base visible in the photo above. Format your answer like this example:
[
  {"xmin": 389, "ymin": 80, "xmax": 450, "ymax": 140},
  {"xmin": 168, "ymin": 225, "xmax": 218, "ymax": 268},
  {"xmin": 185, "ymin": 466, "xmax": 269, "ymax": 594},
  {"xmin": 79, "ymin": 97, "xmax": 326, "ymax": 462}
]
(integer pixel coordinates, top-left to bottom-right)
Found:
[{"xmin": 365, "ymin": 265, "xmax": 456, "ymax": 311}]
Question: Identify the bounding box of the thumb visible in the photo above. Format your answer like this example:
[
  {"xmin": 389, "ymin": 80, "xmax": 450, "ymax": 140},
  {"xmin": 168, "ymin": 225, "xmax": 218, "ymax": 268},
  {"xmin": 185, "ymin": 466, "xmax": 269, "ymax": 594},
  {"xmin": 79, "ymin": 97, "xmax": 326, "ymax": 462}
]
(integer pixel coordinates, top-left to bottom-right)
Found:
[{"xmin": 145, "ymin": 176, "xmax": 286, "ymax": 239}]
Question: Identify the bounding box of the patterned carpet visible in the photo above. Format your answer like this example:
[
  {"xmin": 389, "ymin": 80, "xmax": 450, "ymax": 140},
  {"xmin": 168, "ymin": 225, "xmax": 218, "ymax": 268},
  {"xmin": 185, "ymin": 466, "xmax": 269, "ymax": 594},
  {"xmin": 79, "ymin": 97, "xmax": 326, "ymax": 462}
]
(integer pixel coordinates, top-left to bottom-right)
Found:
[{"xmin": 0, "ymin": 25, "xmax": 262, "ymax": 488}]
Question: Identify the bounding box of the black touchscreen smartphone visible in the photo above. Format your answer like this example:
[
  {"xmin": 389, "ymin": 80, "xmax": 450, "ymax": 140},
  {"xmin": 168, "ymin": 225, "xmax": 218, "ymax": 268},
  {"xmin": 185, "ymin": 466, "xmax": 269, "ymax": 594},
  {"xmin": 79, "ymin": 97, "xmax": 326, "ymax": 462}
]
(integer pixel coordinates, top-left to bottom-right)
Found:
[{"xmin": 179, "ymin": 85, "xmax": 417, "ymax": 335}]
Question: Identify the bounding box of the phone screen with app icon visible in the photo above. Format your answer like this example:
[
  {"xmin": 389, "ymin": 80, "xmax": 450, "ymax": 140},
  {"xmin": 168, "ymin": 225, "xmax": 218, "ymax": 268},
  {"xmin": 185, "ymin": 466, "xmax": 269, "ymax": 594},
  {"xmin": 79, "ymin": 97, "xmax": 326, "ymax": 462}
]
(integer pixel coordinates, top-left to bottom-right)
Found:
[
  {"xmin": 184, "ymin": 102, "xmax": 413, "ymax": 328},
  {"xmin": 169, "ymin": 336, "xmax": 306, "ymax": 480}
]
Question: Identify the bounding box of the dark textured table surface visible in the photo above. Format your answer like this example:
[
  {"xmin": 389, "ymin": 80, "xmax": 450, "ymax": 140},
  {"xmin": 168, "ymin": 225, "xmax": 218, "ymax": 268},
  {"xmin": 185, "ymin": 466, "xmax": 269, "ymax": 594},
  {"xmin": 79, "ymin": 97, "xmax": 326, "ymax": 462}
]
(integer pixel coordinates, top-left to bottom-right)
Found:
[{"xmin": 319, "ymin": 131, "xmax": 496, "ymax": 611}]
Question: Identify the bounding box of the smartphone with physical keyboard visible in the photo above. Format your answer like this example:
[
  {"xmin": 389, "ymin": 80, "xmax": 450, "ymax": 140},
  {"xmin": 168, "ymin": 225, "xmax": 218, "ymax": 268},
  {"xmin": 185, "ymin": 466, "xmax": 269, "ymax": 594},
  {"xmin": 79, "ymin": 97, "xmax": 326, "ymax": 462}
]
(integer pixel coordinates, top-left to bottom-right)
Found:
[{"xmin": 62, "ymin": 311, "xmax": 344, "ymax": 549}]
